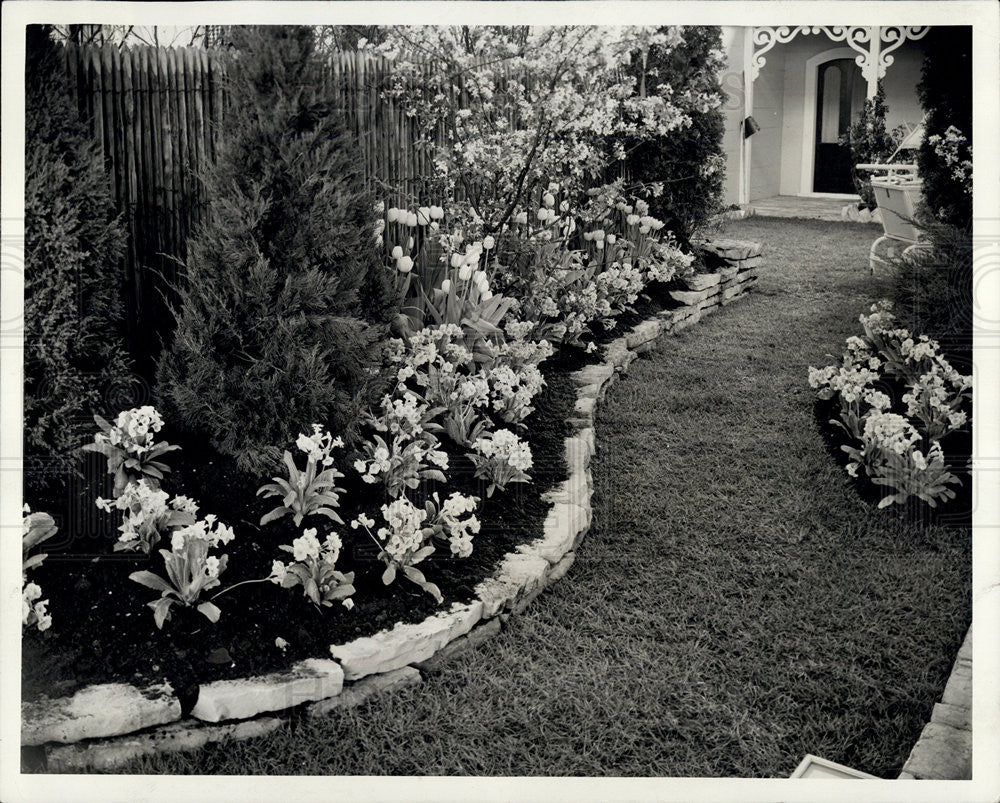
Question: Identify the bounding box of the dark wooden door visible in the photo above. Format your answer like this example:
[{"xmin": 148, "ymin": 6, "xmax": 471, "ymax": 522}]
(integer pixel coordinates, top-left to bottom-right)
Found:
[{"xmin": 813, "ymin": 59, "xmax": 865, "ymax": 194}]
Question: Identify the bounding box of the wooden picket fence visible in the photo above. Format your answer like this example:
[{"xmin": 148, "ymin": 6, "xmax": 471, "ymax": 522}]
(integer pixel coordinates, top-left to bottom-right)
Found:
[{"xmin": 63, "ymin": 43, "xmax": 490, "ymax": 364}]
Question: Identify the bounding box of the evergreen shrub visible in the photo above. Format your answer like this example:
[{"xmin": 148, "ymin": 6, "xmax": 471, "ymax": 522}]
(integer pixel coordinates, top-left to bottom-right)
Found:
[
  {"xmin": 23, "ymin": 25, "xmax": 134, "ymax": 491},
  {"xmin": 156, "ymin": 26, "xmax": 393, "ymax": 474}
]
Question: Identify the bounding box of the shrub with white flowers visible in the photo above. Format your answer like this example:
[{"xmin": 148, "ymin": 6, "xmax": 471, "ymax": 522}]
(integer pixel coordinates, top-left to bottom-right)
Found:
[
  {"xmin": 81, "ymin": 406, "xmax": 180, "ymax": 496},
  {"xmin": 130, "ymin": 513, "xmax": 236, "ymax": 628},
  {"xmin": 468, "ymin": 428, "xmax": 533, "ymax": 497},
  {"xmin": 809, "ymin": 300, "xmax": 970, "ymax": 508},
  {"xmin": 97, "ymin": 479, "xmax": 198, "ymax": 554},
  {"xmin": 270, "ymin": 527, "xmax": 356, "ymax": 611}
]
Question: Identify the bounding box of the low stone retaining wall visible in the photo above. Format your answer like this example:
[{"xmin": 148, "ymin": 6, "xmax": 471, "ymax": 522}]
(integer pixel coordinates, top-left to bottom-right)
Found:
[{"xmin": 23, "ymin": 240, "xmax": 763, "ymax": 773}]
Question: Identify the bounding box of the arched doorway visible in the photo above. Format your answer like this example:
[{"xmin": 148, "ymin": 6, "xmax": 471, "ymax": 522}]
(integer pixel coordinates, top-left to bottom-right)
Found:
[{"xmin": 812, "ymin": 57, "xmax": 867, "ymax": 193}]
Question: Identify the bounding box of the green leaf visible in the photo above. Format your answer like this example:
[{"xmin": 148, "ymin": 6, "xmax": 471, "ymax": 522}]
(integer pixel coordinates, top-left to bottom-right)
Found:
[
  {"xmin": 314, "ymin": 507, "xmax": 345, "ymax": 524},
  {"xmin": 260, "ymin": 507, "xmax": 289, "ymax": 526},
  {"xmin": 382, "ymin": 563, "xmax": 397, "ymax": 586},
  {"xmin": 197, "ymin": 601, "xmax": 222, "ymax": 623},
  {"xmin": 151, "ymin": 597, "xmax": 175, "ymax": 629},
  {"xmin": 130, "ymin": 570, "xmax": 175, "ymax": 593}
]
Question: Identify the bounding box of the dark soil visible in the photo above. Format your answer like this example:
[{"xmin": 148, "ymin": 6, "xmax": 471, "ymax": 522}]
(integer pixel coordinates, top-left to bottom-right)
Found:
[
  {"xmin": 22, "ymin": 347, "xmax": 593, "ymax": 708},
  {"xmin": 812, "ymin": 394, "xmax": 972, "ymax": 529}
]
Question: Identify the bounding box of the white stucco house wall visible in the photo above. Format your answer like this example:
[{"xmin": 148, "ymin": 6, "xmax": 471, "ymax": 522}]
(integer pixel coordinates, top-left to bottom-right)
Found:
[{"xmin": 717, "ymin": 26, "xmax": 932, "ymax": 209}]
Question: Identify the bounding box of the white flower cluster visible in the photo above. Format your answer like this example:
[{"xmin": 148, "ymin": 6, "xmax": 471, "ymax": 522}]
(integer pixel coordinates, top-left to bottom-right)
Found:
[
  {"xmin": 170, "ymin": 514, "xmax": 235, "ymax": 555},
  {"xmin": 295, "ymin": 424, "xmax": 343, "ymax": 467},
  {"xmin": 97, "ymin": 479, "xmax": 198, "ymax": 553},
  {"xmin": 927, "ymin": 126, "xmax": 972, "ymax": 194},
  {"xmin": 378, "ymin": 497, "xmax": 429, "ymax": 564},
  {"xmin": 96, "ymin": 405, "xmax": 164, "ymax": 455},
  {"xmin": 487, "ymin": 361, "xmax": 546, "ymax": 424},
  {"xmin": 22, "ymin": 581, "xmax": 51, "ymax": 632},
  {"xmin": 474, "ymin": 428, "xmax": 533, "ymax": 472},
  {"xmin": 437, "ymin": 492, "xmax": 481, "ymax": 558},
  {"xmin": 271, "ymin": 528, "xmax": 342, "ymax": 580},
  {"xmin": 596, "ymin": 262, "xmax": 646, "ymax": 311}
]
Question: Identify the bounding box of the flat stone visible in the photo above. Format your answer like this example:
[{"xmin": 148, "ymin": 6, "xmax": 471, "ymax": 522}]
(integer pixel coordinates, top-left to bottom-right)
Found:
[
  {"xmin": 737, "ymin": 255, "xmax": 764, "ymax": 270},
  {"xmin": 931, "ymin": 702, "xmax": 971, "ymax": 730},
  {"xmin": 941, "ymin": 660, "xmax": 971, "ymax": 708},
  {"xmin": 603, "ymin": 340, "xmax": 631, "ymax": 368},
  {"xmin": 307, "ymin": 667, "xmax": 421, "ymax": 717},
  {"xmin": 413, "ymin": 619, "xmax": 502, "ymax": 675},
  {"xmin": 572, "ymin": 362, "xmax": 614, "ymax": 387},
  {"xmin": 530, "ymin": 502, "xmax": 590, "ymax": 565},
  {"xmin": 721, "ymin": 284, "xmax": 745, "ymax": 301},
  {"xmin": 957, "ymin": 629, "xmax": 972, "ymax": 663},
  {"xmin": 573, "ymin": 395, "xmax": 596, "ymax": 418},
  {"xmin": 510, "ymin": 580, "xmax": 548, "ymax": 615},
  {"xmin": 22, "ymin": 682, "xmax": 180, "ymax": 746},
  {"xmin": 577, "ymin": 382, "xmax": 601, "ymax": 401},
  {"xmin": 625, "ymin": 319, "xmax": 662, "ymax": 348},
  {"xmin": 698, "ymin": 237, "xmax": 763, "ymax": 260},
  {"xmin": 546, "ymin": 550, "xmax": 576, "ymax": 582},
  {"xmin": 681, "ymin": 272, "xmax": 721, "ymax": 291},
  {"xmin": 475, "ymin": 553, "xmax": 550, "ymax": 618},
  {"xmin": 718, "ymin": 266, "xmax": 739, "ymax": 281},
  {"xmin": 330, "ymin": 601, "xmax": 483, "ymax": 681},
  {"xmin": 669, "ymin": 285, "xmax": 720, "ymax": 306},
  {"xmin": 698, "ymin": 297, "xmax": 722, "ymax": 311},
  {"xmin": 191, "ymin": 658, "xmax": 344, "ymax": 722},
  {"xmin": 46, "ymin": 715, "xmax": 284, "ymax": 773},
  {"xmin": 902, "ymin": 722, "xmax": 972, "ymax": 780},
  {"xmin": 672, "ymin": 310, "xmax": 703, "ymax": 331},
  {"xmin": 565, "ymin": 434, "xmax": 594, "ymax": 477},
  {"xmin": 897, "ymin": 771, "xmax": 917, "ymax": 780}
]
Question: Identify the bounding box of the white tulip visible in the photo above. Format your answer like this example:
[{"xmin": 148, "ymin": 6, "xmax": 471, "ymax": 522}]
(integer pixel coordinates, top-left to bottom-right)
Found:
[
  {"xmin": 451, "ymin": 253, "xmax": 464, "ymax": 269},
  {"xmin": 458, "ymin": 264, "xmax": 473, "ymax": 281},
  {"xmin": 543, "ymin": 192, "xmax": 555, "ymax": 208},
  {"xmin": 391, "ymin": 246, "xmax": 403, "ymax": 259},
  {"xmin": 405, "ymin": 212, "xmax": 418, "ymax": 227},
  {"xmin": 417, "ymin": 207, "xmax": 431, "ymax": 225},
  {"xmin": 387, "ymin": 207, "xmax": 399, "ymax": 223},
  {"xmin": 440, "ymin": 278, "xmax": 452, "ymax": 293},
  {"xmin": 607, "ymin": 234, "xmax": 617, "ymax": 245},
  {"xmin": 396, "ymin": 256, "xmax": 414, "ymax": 273},
  {"xmin": 482, "ymin": 235, "xmax": 496, "ymax": 250}
]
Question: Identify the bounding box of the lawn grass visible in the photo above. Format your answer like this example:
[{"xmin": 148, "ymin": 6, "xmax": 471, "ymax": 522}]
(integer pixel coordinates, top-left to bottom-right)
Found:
[{"xmin": 116, "ymin": 217, "xmax": 971, "ymax": 777}]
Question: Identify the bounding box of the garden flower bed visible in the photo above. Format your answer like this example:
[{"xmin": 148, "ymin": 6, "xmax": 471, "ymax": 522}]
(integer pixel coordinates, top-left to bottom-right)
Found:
[{"xmin": 20, "ymin": 238, "xmax": 763, "ymax": 772}]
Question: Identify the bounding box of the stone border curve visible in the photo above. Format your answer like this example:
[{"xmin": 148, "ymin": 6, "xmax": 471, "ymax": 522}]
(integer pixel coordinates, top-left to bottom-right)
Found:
[{"xmin": 22, "ymin": 240, "xmax": 764, "ymax": 772}]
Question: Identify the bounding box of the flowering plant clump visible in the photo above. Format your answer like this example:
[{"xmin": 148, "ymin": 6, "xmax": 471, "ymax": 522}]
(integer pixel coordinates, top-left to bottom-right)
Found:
[
  {"xmin": 81, "ymin": 406, "xmax": 180, "ymax": 496},
  {"xmin": 23, "ymin": 505, "xmax": 57, "ymax": 632},
  {"xmin": 258, "ymin": 425, "xmax": 346, "ymax": 526},
  {"xmin": 485, "ymin": 360, "xmax": 547, "ymax": 425},
  {"xmin": 350, "ymin": 491, "xmax": 481, "ymax": 602},
  {"xmin": 926, "ymin": 126, "xmax": 972, "ymax": 199},
  {"xmin": 809, "ymin": 300, "xmax": 971, "ymax": 508},
  {"xmin": 468, "ymin": 429, "xmax": 533, "ymax": 496},
  {"xmin": 270, "ymin": 527, "xmax": 356, "ymax": 611},
  {"xmin": 354, "ymin": 392, "xmax": 449, "ymax": 498},
  {"xmin": 129, "ymin": 514, "xmax": 236, "ymax": 628},
  {"xmin": 96, "ymin": 479, "xmax": 198, "ymax": 554}
]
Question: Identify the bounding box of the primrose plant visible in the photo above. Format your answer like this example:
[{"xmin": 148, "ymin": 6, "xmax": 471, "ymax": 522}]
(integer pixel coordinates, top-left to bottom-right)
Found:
[
  {"xmin": 97, "ymin": 479, "xmax": 198, "ymax": 554},
  {"xmin": 258, "ymin": 425, "xmax": 346, "ymax": 526},
  {"xmin": 468, "ymin": 429, "xmax": 533, "ymax": 497},
  {"xmin": 82, "ymin": 406, "xmax": 180, "ymax": 496},
  {"xmin": 354, "ymin": 392, "xmax": 449, "ymax": 498},
  {"xmin": 22, "ymin": 505, "xmax": 57, "ymax": 632},
  {"xmin": 129, "ymin": 514, "xmax": 235, "ymax": 628},
  {"xmin": 350, "ymin": 491, "xmax": 481, "ymax": 603},
  {"xmin": 270, "ymin": 528, "xmax": 356, "ymax": 612}
]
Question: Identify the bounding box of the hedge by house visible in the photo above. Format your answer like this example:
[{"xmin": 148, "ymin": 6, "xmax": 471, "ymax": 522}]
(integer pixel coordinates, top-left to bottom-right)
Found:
[
  {"xmin": 23, "ymin": 24, "xmax": 135, "ymax": 491},
  {"xmin": 623, "ymin": 26, "xmax": 727, "ymax": 248},
  {"xmin": 156, "ymin": 26, "xmax": 392, "ymax": 474}
]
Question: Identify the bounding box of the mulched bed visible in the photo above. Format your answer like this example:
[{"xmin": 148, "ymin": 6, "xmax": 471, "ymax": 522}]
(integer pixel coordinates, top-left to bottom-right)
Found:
[
  {"xmin": 21, "ymin": 344, "xmax": 596, "ymax": 711},
  {"xmin": 812, "ymin": 394, "xmax": 972, "ymax": 529}
]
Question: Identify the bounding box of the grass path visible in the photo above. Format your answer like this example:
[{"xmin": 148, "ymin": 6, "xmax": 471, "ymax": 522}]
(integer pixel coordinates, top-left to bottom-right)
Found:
[{"xmin": 123, "ymin": 218, "xmax": 970, "ymax": 777}]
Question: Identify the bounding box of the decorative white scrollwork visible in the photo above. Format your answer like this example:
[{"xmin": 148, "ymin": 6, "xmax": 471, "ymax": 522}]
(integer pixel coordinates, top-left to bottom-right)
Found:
[
  {"xmin": 750, "ymin": 25, "xmax": 928, "ymax": 83},
  {"xmin": 879, "ymin": 26, "xmax": 931, "ymax": 77},
  {"xmin": 751, "ymin": 26, "xmax": 873, "ymax": 81}
]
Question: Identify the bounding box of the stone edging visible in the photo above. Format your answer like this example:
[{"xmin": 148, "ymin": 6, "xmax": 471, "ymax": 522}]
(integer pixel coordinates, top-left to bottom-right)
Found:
[
  {"xmin": 898, "ymin": 628, "xmax": 972, "ymax": 780},
  {"xmin": 24, "ymin": 240, "xmax": 763, "ymax": 772}
]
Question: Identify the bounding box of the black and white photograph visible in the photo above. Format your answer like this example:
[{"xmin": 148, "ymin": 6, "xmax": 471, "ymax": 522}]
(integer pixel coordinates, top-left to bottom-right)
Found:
[{"xmin": 2, "ymin": 2, "xmax": 998, "ymax": 800}]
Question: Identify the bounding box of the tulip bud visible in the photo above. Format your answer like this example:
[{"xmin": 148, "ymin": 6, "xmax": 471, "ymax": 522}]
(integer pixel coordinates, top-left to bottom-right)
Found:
[
  {"xmin": 639, "ymin": 225, "xmax": 650, "ymax": 235},
  {"xmin": 407, "ymin": 237, "xmax": 414, "ymax": 250},
  {"xmin": 537, "ymin": 208, "xmax": 548, "ymax": 221},
  {"xmin": 387, "ymin": 207, "xmax": 399, "ymax": 223},
  {"xmin": 583, "ymin": 232, "xmax": 593, "ymax": 242},
  {"xmin": 627, "ymin": 214, "xmax": 640, "ymax": 226},
  {"xmin": 606, "ymin": 234, "xmax": 617, "ymax": 245},
  {"xmin": 430, "ymin": 205, "xmax": 445, "ymax": 220},
  {"xmin": 482, "ymin": 235, "xmax": 496, "ymax": 250},
  {"xmin": 458, "ymin": 264, "xmax": 473, "ymax": 281},
  {"xmin": 417, "ymin": 207, "xmax": 431, "ymax": 225},
  {"xmin": 594, "ymin": 229, "xmax": 605, "ymax": 241},
  {"xmin": 430, "ymin": 222, "xmax": 439, "ymax": 231},
  {"xmin": 514, "ymin": 212, "xmax": 528, "ymax": 225},
  {"xmin": 595, "ymin": 240, "xmax": 604, "ymax": 250},
  {"xmin": 440, "ymin": 278, "xmax": 452, "ymax": 293},
  {"xmin": 396, "ymin": 256, "xmax": 414, "ymax": 273},
  {"xmin": 481, "ymin": 290, "xmax": 493, "ymax": 301},
  {"xmin": 543, "ymin": 192, "xmax": 555, "ymax": 208},
  {"xmin": 451, "ymin": 253, "xmax": 464, "ymax": 269},
  {"xmin": 391, "ymin": 246, "xmax": 403, "ymax": 259},
  {"xmin": 547, "ymin": 182, "xmax": 560, "ymax": 193},
  {"xmin": 560, "ymin": 200, "xmax": 570, "ymax": 212},
  {"xmin": 405, "ymin": 212, "xmax": 418, "ymax": 227}
]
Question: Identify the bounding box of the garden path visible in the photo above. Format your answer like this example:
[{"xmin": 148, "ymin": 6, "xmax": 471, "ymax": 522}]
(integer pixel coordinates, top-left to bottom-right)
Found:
[{"xmin": 127, "ymin": 217, "xmax": 971, "ymax": 778}]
